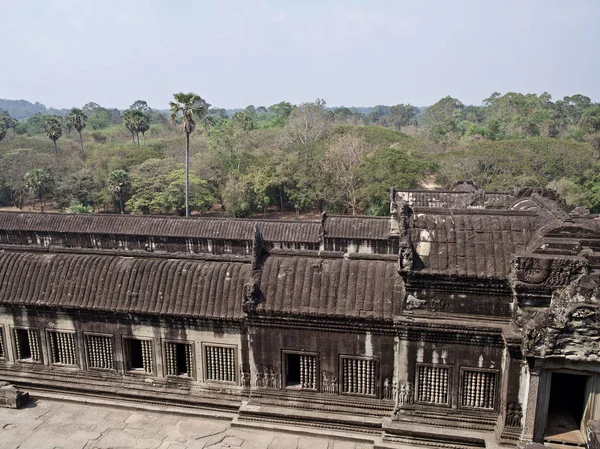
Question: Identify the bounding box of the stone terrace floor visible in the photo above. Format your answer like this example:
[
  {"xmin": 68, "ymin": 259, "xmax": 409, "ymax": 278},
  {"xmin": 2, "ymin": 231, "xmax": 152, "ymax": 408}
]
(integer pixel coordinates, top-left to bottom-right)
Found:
[{"xmin": 0, "ymin": 395, "xmax": 374, "ymax": 449}]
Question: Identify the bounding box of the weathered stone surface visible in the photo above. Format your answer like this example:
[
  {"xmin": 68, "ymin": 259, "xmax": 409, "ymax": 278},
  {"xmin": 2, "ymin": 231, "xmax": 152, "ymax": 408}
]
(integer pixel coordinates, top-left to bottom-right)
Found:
[
  {"xmin": 588, "ymin": 420, "xmax": 600, "ymax": 449},
  {"xmin": 523, "ymin": 275, "xmax": 600, "ymax": 360},
  {"xmin": 0, "ymin": 382, "xmax": 28, "ymax": 409}
]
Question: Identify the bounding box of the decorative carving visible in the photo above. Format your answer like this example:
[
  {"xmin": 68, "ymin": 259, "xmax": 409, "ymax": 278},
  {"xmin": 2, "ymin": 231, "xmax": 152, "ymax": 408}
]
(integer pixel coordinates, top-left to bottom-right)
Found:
[
  {"xmin": 251, "ymin": 224, "xmax": 266, "ymax": 270},
  {"xmin": 405, "ymin": 294, "xmax": 425, "ymax": 310},
  {"xmin": 256, "ymin": 366, "xmax": 279, "ymax": 389},
  {"xmin": 396, "ymin": 199, "xmax": 414, "ymax": 272},
  {"xmin": 322, "ymin": 371, "xmax": 337, "ymax": 394},
  {"xmin": 383, "ymin": 377, "xmax": 393, "ymax": 400},
  {"xmin": 523, "ymin": 275, "xmax": 600, "ymax": 361},
  {"xmin": 505, "ymin": 402, "xmax": 523, "ymax": 427},
  {"xmin": 397, "ymin": 381, "xmax": 414, "ymax": 406},
  {"xmin": 240, "ymin": 366, "xmax": 251, "ymax": 387},
  {"xmin": 255, "ymin": 371, "xmax": 265, "ymax": 388},
  {"xmin": 513, "ymin": 255, "xmax": 588, "ymax": 287},
  {"xmin": 320, "ymin": 212, "xmax": 328, "ymax": 238},
  {"xmin": 242, "ymin": 281, "xmax": 259, "ymax": 313}
]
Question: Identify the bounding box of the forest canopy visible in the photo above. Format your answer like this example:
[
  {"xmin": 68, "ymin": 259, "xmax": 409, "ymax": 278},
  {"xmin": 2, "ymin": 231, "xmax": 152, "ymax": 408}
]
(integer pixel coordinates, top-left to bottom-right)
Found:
[{"xmin": 0, "ymin": 91, "xmax": 599, "ymax": 217}]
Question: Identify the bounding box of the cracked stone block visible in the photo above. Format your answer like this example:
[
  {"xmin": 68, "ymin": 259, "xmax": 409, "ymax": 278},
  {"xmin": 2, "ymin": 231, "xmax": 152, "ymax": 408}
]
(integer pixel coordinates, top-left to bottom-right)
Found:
[{"xmin": 0, "ymin": 383, "xmax": 28, "ymax": 409}]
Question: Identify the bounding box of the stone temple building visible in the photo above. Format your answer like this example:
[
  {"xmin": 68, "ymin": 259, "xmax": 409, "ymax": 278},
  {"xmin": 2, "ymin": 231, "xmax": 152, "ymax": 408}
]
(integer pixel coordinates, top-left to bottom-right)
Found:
[{"xmin": 0, "ymin": 184, "xmax": 599, "ymax": 448}]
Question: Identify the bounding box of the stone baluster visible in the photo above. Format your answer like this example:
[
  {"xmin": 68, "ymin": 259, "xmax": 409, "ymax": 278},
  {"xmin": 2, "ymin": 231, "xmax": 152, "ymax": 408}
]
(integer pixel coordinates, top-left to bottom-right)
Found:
[{"xmin": 14, "ymin": 330, "xmax": 21, "ymax": 359}]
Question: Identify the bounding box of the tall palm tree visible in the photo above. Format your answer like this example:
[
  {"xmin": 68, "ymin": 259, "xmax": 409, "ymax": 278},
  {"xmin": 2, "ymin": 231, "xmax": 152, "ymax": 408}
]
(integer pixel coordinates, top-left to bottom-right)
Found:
[
  {"xmin": 169, "ymin": 92, "xmax": 209, "ymax": 217},
  {"xmin": 44, "ymin": 116, "xmax": 63, "ymax": 158},
  {"xmin": 108, "ymin": 169, "xmax": 130, "ymax": 214},
  {"xmin": 24, "ymin": 169, "xmax": 52, "ymax": 213},
  {"xmin": 123, "ymin": 109, "xmax": 139, "ymax": 148},
  {"xmin": 67, "ymin": 108, "xmax": 88, "ymax": 158}
]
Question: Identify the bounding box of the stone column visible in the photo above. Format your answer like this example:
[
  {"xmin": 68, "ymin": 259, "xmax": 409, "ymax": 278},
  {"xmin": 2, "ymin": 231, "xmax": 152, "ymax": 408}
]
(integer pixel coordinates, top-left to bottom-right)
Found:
[{"xmin": 522, "ymin": 367, "xmax": 541, "ymax": 443}]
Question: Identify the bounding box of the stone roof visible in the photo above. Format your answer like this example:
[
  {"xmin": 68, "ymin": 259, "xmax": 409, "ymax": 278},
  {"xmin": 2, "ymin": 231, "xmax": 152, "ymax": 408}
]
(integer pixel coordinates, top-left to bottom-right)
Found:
[
  {"xmin": 410, "ymin": 209, "xmax": 543, "ymax": 278},
  {"xmin": 0, "ymin": 212, "xmax": 321, "ymax": 243},
  {"xmin": 0, "ymin": 251, "xmax": 248, "ymax": 320},
  {"xmin": 257, "ymin": 256, "xmax": 400, "ymax": 320},
  {"xmin": 0, "ymin": 212, "xmax": 395, "ymax": 244}
]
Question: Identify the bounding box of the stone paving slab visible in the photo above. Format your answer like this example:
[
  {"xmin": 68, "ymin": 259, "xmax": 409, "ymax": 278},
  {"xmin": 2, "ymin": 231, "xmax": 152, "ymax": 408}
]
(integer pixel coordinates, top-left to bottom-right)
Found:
[{"xmin": 0, "ymin": 398, "xmax": 375, "ymax": 449}]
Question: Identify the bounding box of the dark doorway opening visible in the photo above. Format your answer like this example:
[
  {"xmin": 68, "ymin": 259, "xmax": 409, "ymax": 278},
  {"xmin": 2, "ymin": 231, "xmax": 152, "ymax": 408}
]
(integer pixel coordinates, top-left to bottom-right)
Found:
[
  {"xmin": 286, "ymin": 353, "xmax": 301, "ymax": 387},
  {"xmin": 544, "ymin": 372, "xmax": 589, "ymax": 447},
  {"xmin": 128, "ymin": 339, "xmax": 144, "ymax": 370}
]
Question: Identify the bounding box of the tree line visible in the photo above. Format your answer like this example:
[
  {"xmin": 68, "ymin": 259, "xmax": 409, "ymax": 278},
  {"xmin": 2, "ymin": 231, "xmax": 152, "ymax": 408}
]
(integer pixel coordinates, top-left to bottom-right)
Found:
[{"xmin": 0, "ymin": 91, "xmax": 599, "ymax": 217}]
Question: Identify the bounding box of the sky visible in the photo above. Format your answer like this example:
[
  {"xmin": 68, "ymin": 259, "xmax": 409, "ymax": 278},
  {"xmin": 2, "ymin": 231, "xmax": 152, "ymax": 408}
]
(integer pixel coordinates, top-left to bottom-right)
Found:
[{"xmin": 1, "ymin": 0, "xmax": 599, "ymax": 110}]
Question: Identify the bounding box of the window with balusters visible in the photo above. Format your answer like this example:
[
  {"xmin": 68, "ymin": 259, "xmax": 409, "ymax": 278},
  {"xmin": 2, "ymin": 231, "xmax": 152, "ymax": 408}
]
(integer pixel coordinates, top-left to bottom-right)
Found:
[
  {"xmin": 0, "ymin": 327, "xmax": 5, "ymax": 359},
  {"xmin": 203, "ymin": 344, "xmax": 236, "ymax": 383},
  {"xmin": 13, "ymin": 328, "xmax": 41, "ymax": 362},
  {"xmin": 48, "ymin": 330, "xmax": 77, "ymax": 366},
  {"xmin": 460, "ymin": 369, "xmax": 496, "ymax": 410},
  {"xmin": 285, "ymin": 352, "xmax": 317, "ymax": 390},
  {"xmin": 85, "ymin": 334, "xmax": 114, "ymax": 370},
  {"xmin": 125, "ymin": 338, "xmax": 153, "ymax": 374},
  {"xmin": 341, "ymin": 356, "xmax": 377, "ymax": 396},
  {"xmin": 165, "ymin": 341, "xmax": 194, "ymax": 378},
  {"xmin": 416, "ymin": 364, "xmax": 450, "ymax": 405}
]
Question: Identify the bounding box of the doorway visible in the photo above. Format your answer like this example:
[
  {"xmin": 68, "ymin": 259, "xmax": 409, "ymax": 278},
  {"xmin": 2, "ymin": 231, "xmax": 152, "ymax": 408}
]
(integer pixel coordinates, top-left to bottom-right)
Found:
[{"xmin": 544, "ymin": 372, "xmax": 591, "ymax": 447}]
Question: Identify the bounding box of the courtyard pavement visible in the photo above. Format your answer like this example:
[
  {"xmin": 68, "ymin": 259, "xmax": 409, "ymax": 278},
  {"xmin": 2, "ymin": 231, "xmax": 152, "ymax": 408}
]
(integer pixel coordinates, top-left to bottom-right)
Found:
[{"xmin": 0, "ymin": 396, "xmax": 374, "ymax": 449}]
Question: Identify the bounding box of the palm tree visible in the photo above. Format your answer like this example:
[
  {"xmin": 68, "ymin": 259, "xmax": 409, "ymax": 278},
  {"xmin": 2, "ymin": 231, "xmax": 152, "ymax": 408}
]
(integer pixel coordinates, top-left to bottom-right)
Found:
[
  {"xmin": 67, "ymin": 108, "xmax": 88, "ymax": 158},
  {"xmin": 169, "ymin": 92, "xmax": 210, "ymax": 217},
  {"xmin": 108, "ymin": 169, "xmax": 130, "ymax": 214},
  {"xmin": 24, "ymin": 169, "xmax": 52, "ymax": 213},
  {"xmin": 123, "ymin": 109, "xmax": 139, "ymax": 147},
  {"xmin": 44, "ymin": 116, "xmax": 63, "ymax": 158},
  {"xmin": 138, "ymin": 114, "xmax": 151, "ymax": 146}
]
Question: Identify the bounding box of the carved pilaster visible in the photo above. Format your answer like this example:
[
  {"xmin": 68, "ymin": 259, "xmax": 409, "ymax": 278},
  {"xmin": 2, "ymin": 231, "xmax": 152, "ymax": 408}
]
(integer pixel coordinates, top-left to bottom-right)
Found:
[{"xmin": 521, "ymin": 367, "xmax": 541, "ymax": 443}]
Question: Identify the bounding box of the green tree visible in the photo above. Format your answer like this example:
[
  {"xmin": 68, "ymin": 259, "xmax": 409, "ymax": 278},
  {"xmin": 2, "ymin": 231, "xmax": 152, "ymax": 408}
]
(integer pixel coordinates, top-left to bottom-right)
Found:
[
  {"xmin": 127, "ymin": 159, "xmax": 214, "ymax": 215},
  {"xmin": 108, "ymin": 169, "xmax": 131, "ymax": 214},
  {"xmin": 67, "ymin": 108, "xmax": 88, "ymax": 158},
  {"xmin": 123, "ymin": 109, "xmax": 147, "ymax": 148},
  {"xmin": 0, "ymin": 124, "xmax": 5, "ymax": 144},
  {"xmin": 169, "ymin": 92, "xmax": 210, "ymax": 217},
  {"xmin": 87, "ymin": 108, "xmax": 111, "ymax": 130},
  {"xmin": 44, "ymin": 116, "xmax": 63, "ymax": 157},
  {"xmin": 388, "ymin": 104, "xmax": 418, "ymax": 129},
  {"xmin": 357, "ymin": 147, "xmax": 433, "ymax": 214},
  {"xmin": 421, "ymin": 96, "xmax": 465, "ymax": 141},
  {"xmin": 129, "ymin": 100, "xmax": 152, "ymax": 114},
  {"xmin": 24, "ymin": 168, "xmax": 53, "ymax": 212},
  {"xmin": 580, "ymin": 105, "xmax": 600, "ymax": 133},
  {"xmin": 268, "ymin": 101, "xmax": 293, "ymax": 126}
]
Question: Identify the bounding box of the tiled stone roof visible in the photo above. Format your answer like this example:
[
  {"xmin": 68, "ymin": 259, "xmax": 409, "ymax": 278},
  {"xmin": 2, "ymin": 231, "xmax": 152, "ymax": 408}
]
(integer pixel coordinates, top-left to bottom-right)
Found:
[
  {"xmin": 257, "ymin": 256, "xmax": 400, "ymax": 320},
  {"xmin": 0, "ymin": 251, "xmax": 248, "ymax": 320},
  {"xmin": 411, "ymin": 209, "xmax": 542, "ymax": 278}
]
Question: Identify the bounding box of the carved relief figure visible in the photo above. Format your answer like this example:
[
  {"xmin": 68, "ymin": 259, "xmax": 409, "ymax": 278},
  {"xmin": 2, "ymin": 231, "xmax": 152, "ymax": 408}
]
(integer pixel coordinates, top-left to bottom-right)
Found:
[
  {"xmin": 383, "ymin": 377, "xmax": 393, "ymax": 400},
  {"xmin": 505, "ymin": 403, "xmax": 523, "ymax": 427},
  {"xmin": 322, "ymin": 371, "xmax": 337, "ymax": 394},
  {"xmin": 397, "ymin": 381, "xmax": 414, "ymax": 406},
  {"xmin": 240, "ymin": 367, "xmax": 251, "ymax": 388},
  {"xmin": 255, "ymin": 371, "xmax": 265, "ymax": 388},
  {"xmin": 242, "ymin": 281, "xmax": 259, "ymax": 313}
]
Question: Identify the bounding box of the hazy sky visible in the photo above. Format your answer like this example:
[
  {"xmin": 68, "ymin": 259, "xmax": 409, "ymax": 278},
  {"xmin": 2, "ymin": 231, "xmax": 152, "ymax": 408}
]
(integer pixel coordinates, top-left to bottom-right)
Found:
[{"xmin": 1, "ymin": 0, "xmax": 598, "ymax": 110}]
